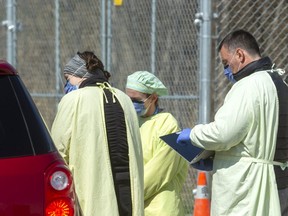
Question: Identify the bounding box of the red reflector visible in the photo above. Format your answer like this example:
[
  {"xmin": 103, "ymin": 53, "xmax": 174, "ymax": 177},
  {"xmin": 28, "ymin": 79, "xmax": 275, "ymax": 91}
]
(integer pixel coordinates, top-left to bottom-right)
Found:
[
  {"xmin": 46, "ymin": 198, "xmax": 74, "ymax": 216},
  {"xmin": 0, "ymin": 60, "xmax": 18, "ymax": 75}
]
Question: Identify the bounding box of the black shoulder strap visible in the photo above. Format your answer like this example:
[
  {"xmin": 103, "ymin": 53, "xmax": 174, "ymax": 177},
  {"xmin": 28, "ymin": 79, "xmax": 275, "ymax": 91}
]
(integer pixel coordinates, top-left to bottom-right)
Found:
[{"xmin": 267, "ymin": 71, "xmax": 288, "ymax": 189}]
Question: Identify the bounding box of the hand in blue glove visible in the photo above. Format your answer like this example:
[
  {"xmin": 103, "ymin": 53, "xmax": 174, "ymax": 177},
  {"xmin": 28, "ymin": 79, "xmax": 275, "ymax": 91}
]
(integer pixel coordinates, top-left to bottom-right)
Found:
[
  {"xmin": 191, "ymin": 157, "xmax": 213, "ymax": 171},
  {"xmin": 176, "ymin": 128, "xmax": 192, "ymax": 146}
]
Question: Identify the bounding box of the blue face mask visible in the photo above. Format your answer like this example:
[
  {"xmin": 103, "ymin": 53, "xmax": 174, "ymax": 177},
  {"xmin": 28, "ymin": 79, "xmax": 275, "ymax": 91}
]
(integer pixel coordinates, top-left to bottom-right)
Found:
[
  {"xmin": 133, "ymin": 101, "xmax": 148, "ymax": 117},
  {"xmin": 64, "ymin": 80, "xmax": 78, "ymax": 94},
  {"xmin": 224, "ymin": 65, "xmax": 236, "ymax": 83}
]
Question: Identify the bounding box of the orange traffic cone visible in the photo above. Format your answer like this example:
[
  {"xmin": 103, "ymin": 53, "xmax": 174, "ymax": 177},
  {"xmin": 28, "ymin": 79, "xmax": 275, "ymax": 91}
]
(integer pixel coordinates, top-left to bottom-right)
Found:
[{"xmin": 193, "ymin": 171, "xmax": 210, "ymax": 216}]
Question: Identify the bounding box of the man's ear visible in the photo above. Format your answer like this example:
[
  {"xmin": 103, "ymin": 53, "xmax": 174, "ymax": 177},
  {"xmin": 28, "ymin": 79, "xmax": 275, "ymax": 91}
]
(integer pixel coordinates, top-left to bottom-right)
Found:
[{"xmin": 236, "ymin": 48, "xmax": 245, "ymax": 63}]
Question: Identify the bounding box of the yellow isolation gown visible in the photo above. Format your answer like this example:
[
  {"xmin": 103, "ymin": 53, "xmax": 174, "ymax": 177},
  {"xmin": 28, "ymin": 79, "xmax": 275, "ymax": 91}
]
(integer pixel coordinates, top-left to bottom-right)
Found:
[
  {"xmin": 51, "ymin": 85, "xmax": 144, "ymax": 216},
  {"xmin": 139, "ymin": 112, "xmax": 188, "ymax": 216},
  {"xmin": 191, "ymin": 71, "xmax": 282, "ymax": 216}
]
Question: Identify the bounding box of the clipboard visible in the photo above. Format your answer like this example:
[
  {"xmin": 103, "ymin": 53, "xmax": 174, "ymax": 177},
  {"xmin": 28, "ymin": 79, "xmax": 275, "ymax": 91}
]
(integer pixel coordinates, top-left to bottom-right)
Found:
[{"xmin": 160, "ymin": 132, "xmax": 214, "ymax": 164}]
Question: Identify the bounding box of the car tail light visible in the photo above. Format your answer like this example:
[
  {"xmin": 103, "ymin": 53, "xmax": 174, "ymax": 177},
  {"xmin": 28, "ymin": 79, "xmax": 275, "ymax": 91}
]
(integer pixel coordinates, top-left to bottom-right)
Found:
[{"xmin": 45, "ymin": 163, "xmax": 76, "ymax": 216}]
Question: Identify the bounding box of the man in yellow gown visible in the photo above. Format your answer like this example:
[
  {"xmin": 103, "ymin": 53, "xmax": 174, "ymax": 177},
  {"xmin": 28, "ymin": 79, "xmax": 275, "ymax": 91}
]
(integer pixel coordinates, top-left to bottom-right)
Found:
[{"xmin": 177, "ymin": 30, "xmax": 288, "ymax": 216}]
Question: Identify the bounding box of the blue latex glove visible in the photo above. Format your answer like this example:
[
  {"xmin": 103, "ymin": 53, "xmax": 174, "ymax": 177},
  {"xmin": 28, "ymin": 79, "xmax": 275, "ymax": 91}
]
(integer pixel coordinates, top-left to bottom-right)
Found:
[
  {"xmin": 176, "ymin": 128, "xmax": 192, "ymax": 146},
  {"xmin": 191, "ymin": 157, "xmax": 213, "ymax": 171}
]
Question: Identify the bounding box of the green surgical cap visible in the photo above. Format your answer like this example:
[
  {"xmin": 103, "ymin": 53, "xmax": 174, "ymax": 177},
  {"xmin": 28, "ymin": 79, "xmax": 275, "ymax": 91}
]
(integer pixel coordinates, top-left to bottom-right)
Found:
[{"xmin": 126, "ymin": 71, "xmax": 168, "ymax": 96}]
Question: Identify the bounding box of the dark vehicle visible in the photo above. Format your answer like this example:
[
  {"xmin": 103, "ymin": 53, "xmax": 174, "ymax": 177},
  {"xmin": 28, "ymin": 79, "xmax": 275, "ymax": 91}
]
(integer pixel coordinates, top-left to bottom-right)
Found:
[{"xmin": 0, "ymin": 60, "xmax": 80, "ymax": 216}]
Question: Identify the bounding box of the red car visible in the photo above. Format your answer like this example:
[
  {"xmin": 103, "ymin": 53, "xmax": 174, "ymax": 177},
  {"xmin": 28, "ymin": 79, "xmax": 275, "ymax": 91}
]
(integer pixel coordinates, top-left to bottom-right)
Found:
[{"xmin": 0, "ymin": 60, "xmax": 81, "ymax": 216}]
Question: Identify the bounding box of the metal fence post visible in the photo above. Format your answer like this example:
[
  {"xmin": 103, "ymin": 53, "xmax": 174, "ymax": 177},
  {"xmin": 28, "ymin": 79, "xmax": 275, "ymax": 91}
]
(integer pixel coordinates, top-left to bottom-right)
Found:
[
  {"xmin": 107, "ymin": 0, "xmax": 112, "ymax": 72},
  {"xmin": 101, "ymin": 0, "xmax": 107, "ymax": 66},
  {"xmin": 55, "ymin": 0, "xmax": 61, "ymax": 99},
  {"xmin": 198, "ymin": 0, "xmax": 212, "ymax": 125},
  {"xmin": 196, "ymin": 1, "xmax": 213, "ymax": 214},
  {"xmin": 5, "ymin": 0, "xmax": 17, "ymax": 66},
  {"xmin": 150, "ymin": 0, "xmax": 157, "ymax": 74}
]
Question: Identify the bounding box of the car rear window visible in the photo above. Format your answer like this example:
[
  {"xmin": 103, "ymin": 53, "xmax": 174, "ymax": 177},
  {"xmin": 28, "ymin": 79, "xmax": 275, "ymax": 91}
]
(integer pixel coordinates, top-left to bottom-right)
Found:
[{"xmin": 0, "ymin": 75, "xmax": 56, "ymax": 158}]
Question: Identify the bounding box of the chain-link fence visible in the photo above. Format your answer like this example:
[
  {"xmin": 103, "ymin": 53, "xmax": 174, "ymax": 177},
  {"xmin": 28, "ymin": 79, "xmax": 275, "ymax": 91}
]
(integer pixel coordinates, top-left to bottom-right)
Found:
[
  {"xmin": 213, "ymin": 0, "xmax": 288, "ymax": 112},
  {"xmin": 1, "ymin": 0, "xmax": 288, "ymax": 215}
]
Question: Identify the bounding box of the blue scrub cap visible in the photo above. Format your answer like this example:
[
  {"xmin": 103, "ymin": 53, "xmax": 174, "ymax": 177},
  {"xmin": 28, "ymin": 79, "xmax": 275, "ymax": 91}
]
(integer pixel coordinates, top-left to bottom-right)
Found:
[{"xmin": 126, "ymin": 71, "xmax": 168, "ymax": 96}]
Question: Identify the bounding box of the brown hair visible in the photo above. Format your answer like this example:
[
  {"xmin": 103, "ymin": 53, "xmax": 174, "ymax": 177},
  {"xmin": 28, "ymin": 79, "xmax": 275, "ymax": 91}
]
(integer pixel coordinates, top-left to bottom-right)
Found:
[
  {"xmin": 77, "ymin": 51, "xmax": 111, "ymax": 79},
  {"xmin": 77, "ymin": 51, "xmax": 111, "ymax": 88}
]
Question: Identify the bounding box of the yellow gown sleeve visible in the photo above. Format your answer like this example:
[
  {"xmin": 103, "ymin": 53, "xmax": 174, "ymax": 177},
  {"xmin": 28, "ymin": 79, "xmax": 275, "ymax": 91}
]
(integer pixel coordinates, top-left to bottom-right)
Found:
[
  {"xmin": 51, "ymin": 93, "xmax": 75, "ymax": 163},
  {"xmin": 142, "ymin": 113, "xmax": 188, "ymax": 200},
  {"xmin": 144, "ymin": 140, "xmax": 187, "ymax": 200}
]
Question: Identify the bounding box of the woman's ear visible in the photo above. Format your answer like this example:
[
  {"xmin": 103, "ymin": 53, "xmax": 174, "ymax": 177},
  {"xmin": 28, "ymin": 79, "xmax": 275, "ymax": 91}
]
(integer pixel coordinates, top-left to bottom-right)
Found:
[{"xmin": 151, "ymin": 93, "xmax": 158, "ymax": 103}]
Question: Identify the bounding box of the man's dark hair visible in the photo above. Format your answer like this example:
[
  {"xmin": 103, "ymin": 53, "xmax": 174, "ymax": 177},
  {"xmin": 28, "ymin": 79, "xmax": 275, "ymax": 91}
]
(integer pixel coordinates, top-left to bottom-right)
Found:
[{"xmin": 217, "ymin": 29, "xmax": 261, "ymax": 57}]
